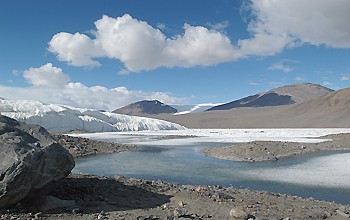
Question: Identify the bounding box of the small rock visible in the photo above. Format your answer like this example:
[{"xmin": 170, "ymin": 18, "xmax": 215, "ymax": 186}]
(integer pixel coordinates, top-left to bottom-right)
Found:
[
  {"xmin": 195, "ymin": 186, "xmax": 207, "ymax": 193},
  {"xmin": 34, "ymin": 212, "xmax": 42, "ymax": 219},
  {"xmin": 72, "ymin": 208, "xmax": 80, "ymax": 214},
  {"xmin": 230, "ymin": 208, "xmax": 248, "ymax": 219},
  {"xmin": 178, "ymin": 201, "xmax": 185, "ymax": 207},
  {"xmin": 174, "ymin": 209, "xmax": 184, "ymax": 218},
  {"xmin": 336, "ymin": 210, "xmax": 350, "ymax": 218}
]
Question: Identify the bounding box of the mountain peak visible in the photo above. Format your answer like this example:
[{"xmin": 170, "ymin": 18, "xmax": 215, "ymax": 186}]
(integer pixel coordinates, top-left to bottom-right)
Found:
[
  {"xmin": 113, "ymin": 100, "xmax": 178, "ymax": 116},
  {"xmin": 207, "ymin": 83, "xmax": 333, "ymax": 111}
]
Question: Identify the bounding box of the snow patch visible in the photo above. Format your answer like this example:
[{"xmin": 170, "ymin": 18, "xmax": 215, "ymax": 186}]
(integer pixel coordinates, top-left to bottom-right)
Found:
[{"xmin": 172, "ymin": 103, "xmax": 222, "ymax": 115}]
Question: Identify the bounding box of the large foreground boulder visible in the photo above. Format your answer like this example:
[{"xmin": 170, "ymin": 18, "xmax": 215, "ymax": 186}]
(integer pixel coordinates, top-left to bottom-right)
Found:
[{"xmin": 0, "ymin": 115, "xmax": 75, "ymax": 209}]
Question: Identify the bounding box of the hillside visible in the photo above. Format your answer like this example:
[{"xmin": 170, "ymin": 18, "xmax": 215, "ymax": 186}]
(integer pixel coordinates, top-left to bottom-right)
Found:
[
  {"xmin": 155, "ymin": 87, "xmax": 350, "ymax": 128},
  {"xmin": 113, "ymin": 100, "xmax": 178, "ymax": 116},
  {"xmin": 207, "ymin": 83, "xmax": 332, "ymax": 111},
  {"xmin": 0, "ymin": 99, "xmax": 185, "ymax": 132}
]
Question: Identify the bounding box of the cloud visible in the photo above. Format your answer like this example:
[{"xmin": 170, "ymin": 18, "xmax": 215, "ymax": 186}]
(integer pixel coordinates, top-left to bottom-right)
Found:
[
  {"xmin": 0, "ymin": 64, "xmax": 187, "ymax": 110},
  {"xmin": 243, "ymin": 0, "xmax": 350, "ymax": 53},
  {"xmin": 48, "ymin": 32, "xmax": 104, "ymax": 67},
  {"xmin": 12, "ymin": 69, "xmax": 20, "ymax": 76},
  {"xmin": 269, "ymin": 62, "xmax": 294, "ymax": 73},
  {"xmin": 206, "ymin": 20, "xmax": 230, "ymax": 30},
  {"xmin": 295, "ymin": 76, "xmax": 305, "ymax": 82},
  {"xmin": 323, "ymin": 81, "xmax": 334, "ymax": 87},
  {"xmin": 340, "ymin": 75, "xmax": 349, "ymax": 81},
  {"xmin": 156, "ymin": 23, "xmax": 167, "ymax": 31},
  {"xmin": 49, "ymin": 14, "xmax": 237, "ymax": 72},
  {"xmin": 23, "ymin": 63, "xmax": 71, "ymax": 87},
  {"xmin": 48, "ymin": 1, "xmax": 350, "ymax": 72},
  {"xmin": 248, "ymin": 82, "xmax": 260, "ymax": 86},
  {"xmin": 117, "ymin": 68, "xmax": 131, "ymax": 75}
]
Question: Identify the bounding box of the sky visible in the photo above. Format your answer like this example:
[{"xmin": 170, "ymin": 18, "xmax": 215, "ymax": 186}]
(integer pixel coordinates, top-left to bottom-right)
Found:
[{"xmin": 1, "ymin": 0, "xmax": 349, "ymax": 111}]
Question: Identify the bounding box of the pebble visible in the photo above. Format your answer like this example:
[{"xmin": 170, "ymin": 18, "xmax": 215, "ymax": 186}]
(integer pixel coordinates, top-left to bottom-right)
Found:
[
  {"xmin": 34, "ymin": 212, "xmax": 42, "ymax": 219},
  {"xmin": 230, "ymin": 208, "xmax": 249, "ymax": 219},
  {"xmin": 178, "ymin": 201, "xmax": 185, "ymax": 207},
  {"xmin": 173, "ymin": 209, "xmax": 185, "ymax": 218}
]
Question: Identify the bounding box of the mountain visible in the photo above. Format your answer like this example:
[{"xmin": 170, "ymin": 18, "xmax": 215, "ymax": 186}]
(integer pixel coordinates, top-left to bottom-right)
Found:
[
  {"xmin": 154, "ymin": 85, "xmax": 349, "ymax": 128},
  {"xmin": 113, "ymin": 100, "xmax": 178, "ymax": 116},
  {"xmin": 0, "ymin": 99, "xmax": 185, "ymax": 132},
  {"xmin": 207, "ymin": 83, "xmax": 333, "ymax": 111},
  {"xmin": 280, "ymin": 87, "xmax": 350, "ymax": 126}
]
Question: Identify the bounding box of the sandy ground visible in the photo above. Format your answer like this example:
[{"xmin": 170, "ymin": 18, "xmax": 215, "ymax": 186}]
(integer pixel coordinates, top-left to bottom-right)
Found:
[
  {"xmin": 2, "ymin": 134, "xmax": 350, "ymax": 219},
  {"xmin": 205, "ymin": 133, "xmax": 350, "ymax": 162}
]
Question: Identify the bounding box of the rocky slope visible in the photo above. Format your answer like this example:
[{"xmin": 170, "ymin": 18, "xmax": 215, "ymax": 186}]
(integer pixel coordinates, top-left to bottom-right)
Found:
[
  {"xmin": 155, "ymin": 86, "xmax": 350, "ymax": 128},
  {"xmin": 113, "ymin": 100, "xmax": 178, "ymax": 116},
  {"xmin": 207, "ymin": 83, "xmax": 332, "ymax": 111}
]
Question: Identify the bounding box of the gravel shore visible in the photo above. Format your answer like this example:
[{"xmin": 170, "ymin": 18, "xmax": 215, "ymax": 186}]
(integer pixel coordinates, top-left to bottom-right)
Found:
[
  {"xmin": 4, "ymin": 173, "xmax": 350, "ymax": 220},
  {"xmin": 2, "ymin": 133, "xmax": 350, "ymax": 219},
  {"xmin": 205, "ymin": 133, "xmax": 350, "ymax": 162},
  {"xmin": 52, "ymin": 134, "xmax": 138, "ymax": 158}
]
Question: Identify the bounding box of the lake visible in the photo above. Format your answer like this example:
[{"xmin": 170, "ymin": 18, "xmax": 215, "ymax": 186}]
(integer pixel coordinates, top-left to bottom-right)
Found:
[{"xmin": 72, "ymin": 129, "xmax": 350, "ymax": 205}]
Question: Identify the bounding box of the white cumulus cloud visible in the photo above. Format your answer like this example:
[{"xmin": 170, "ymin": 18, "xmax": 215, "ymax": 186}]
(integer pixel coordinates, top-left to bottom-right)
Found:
[
  {"xmin": 23, "ymin": 63, "xmax": 71, "ymax": 87},
  {"xmin": 49, "ymin": 32, "xmax": 104, "ymax": 67},
  {"xmin": 242, "ymin": 0, "xmax": 350, "ymax": 55},
  {"xmin": 1, "ymin": 64, "xmax": 187, "ymax": 110},
  {"xmin": 48, "ymin": 14, "xmax": 237, "ymax": 72},
  {"xmin": 48, "ymin": 1, "xmax": 350, "ymax": 72}
]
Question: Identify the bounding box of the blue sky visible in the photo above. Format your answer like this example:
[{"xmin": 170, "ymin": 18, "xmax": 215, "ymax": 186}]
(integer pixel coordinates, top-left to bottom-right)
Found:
[{"xmin": 0, "ymin": 0, "xmax": 349, "ymax": 110}]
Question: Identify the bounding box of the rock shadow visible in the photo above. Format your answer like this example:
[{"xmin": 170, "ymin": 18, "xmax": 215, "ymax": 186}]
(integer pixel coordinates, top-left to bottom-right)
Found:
[{"xmin": 42, "ymin": 175, "xmax": 172, "ymax": 214}]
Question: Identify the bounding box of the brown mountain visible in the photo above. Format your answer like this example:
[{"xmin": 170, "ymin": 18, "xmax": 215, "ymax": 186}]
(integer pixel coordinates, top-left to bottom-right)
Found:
[
  {"xmin": 155, "ymin": 85, "xmax": 350, "ymax": 128},
  {"xmin": 207, "ymin": 83, "xmax": 333, "ymax": 111},
  {"xmin": 113, "ymin": 100, "xmax": 177, "ymax": 116}
]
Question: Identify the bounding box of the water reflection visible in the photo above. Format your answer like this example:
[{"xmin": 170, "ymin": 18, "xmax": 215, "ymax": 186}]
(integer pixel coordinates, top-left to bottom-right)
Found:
[{"xmin": 74, "ymin": 138, "xmax": 350, "ymax": 204}]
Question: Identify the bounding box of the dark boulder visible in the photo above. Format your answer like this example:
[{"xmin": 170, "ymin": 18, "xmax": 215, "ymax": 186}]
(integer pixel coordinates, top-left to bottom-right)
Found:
[{"xmin": 0, "ymin": 115, "xmax": 75, "ymax": 209}]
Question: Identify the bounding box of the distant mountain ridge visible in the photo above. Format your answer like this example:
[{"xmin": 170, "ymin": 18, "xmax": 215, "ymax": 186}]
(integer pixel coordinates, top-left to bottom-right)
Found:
[
  {"xmin": 207, "ymin": 83, "xmax": 333, "ymax": 111},
  {"xmin": 113, "ymin": 100, "xmax": 178, "ymax": 116},
  {"xmin": 154, "ymin": 85, "xmax": 350, "ymax": 128}
]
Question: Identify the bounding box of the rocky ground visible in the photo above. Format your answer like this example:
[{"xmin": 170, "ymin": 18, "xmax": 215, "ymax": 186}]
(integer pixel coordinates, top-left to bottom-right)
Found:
[
  {"xmin": 52, "ymin": 134, "xmax": 138, "ymax": 158},
  {"xmin": 2, "ymin": 133, "xmax": 350, "ymax": 219},
  {"xmin": 205, "ymin": 133, "xmax": 350, "ymax": 162},
  {"xmin": 3, "ymin": 173, "xmax": 350, "ymax": 220}
]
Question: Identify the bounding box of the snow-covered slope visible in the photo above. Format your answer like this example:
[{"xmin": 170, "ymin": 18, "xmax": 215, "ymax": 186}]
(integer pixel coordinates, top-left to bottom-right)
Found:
[
  {"xmin": 172, "ymin": 103, "xmax": 222, "ymax": 115},
  {"xmin": 0, "ymin": 99, "xmax": 186, "ymax": 132}
]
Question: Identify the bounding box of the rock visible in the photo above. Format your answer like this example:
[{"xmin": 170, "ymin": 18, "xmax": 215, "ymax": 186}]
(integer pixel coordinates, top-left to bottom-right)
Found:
[
  {"xmin": 174, "ymin": 209, "xmax": 184, "ymax": 217},
  {"xmin": 0, "ymin": 116, "xmax": 75, "ymax": 209},
  {"xmin": 34, "ymin": 212, "xmax": 42, "ymax": 219},
  {"xmin": 36, "ymin": 195, "xmax": 77, "ymax": 211},
  {"xmin": 178, "ymin": 201, "xmax": 185, "ymax": 207},
  {"xmin": 230, "ymin": 207, "xmax": 249, "ymax": 219}
]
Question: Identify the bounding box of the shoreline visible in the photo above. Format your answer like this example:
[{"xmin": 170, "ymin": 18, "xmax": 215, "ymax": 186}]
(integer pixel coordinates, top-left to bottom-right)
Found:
[
  {"xmin": 6, "ymin": 173, "xmax": 350, "ymax": 220},
  {"xmin": 4, "ymin": 133, "xmax": 350, "ymax": 219},
  {"xmin": 205, "ymin": 133, "xmax": 350, "ymax": 162},
  {"xmin": 53, "ymin": 134, "xmax": 139, "ymax": 158}
]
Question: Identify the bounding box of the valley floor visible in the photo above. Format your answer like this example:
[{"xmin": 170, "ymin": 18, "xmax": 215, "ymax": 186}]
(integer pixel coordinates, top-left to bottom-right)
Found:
[{"xmin": 3, "ymin": 132, "xmax": 350, "ymax": 219}]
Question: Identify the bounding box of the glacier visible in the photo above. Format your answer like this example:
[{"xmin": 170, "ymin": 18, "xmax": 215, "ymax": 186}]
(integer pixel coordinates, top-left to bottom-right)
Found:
[{"xmin": 0, "ymin": 99, "xmax": 186, "ymax": 132}]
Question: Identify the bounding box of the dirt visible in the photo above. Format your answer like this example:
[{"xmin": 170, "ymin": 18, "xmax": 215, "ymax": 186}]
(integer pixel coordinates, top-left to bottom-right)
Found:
[{"xmin": 205, "ymin": 133, "xmax": 350, "ymax": 162}]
